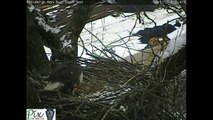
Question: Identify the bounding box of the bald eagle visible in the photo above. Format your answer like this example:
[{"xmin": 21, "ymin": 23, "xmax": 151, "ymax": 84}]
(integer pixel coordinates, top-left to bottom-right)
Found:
[{"xmin": 44, "ymin": 63, "xmax": 83, "ymax": 94}]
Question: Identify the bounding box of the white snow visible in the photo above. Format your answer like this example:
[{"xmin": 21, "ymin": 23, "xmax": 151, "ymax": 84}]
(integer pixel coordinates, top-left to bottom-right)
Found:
[
  {"xmin": 58, "ymin": 24, "xmax": 66, "ymax": 29},
  {"xmin": 43, "ymin": 5, "xmax": 60, "ymax": 11},
  {"xmin": 46, "ymin": 10, "xmax": 58, "ymax": 17},
  {"xmin": 67, "ymin": 15, "xmax": 72, "ymax": 18},
  {"xmin": 78, "ymin": 8, "xmax": 186, "ymax": 60},
  {"xmin": 43, "ymin": 8, "xmax": 186, "ymax": 65},
  {"xmin": 84, "ymin": 87, "xmax": 131, "ymax": 102},
  {"xmin": 66, "ymin": 6, "xmax": 71, "ymax": 9},
  {"xmin": 161, "ymin": 32, "xmax": 186, "ymax": 60},
  {"xmin": 27, "ymin": 3, "xmax": 35, "ymax": 12},
  {"xmin": 102, "ymin": 0, "xmax": 116, "ymax": 4},
  {"xmin": 43, "ymin": 46, "xmax": 51, "ymax": 60},
  {"xmin": 119, "ymin": 105, "xmax": 126, "ymax": 112},
  {"xmin": 60, "ymin": 34, "xmax": 66, "ymax": 41},
  {"xmin": 61, "ymin": 39, "xmax": 72, "ymax": 49},
  {"xmin": 35, "ymin": 16, "xmax": 61, "ymax": 34}
]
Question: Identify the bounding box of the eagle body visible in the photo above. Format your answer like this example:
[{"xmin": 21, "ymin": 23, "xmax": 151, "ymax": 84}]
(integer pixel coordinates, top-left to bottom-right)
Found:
[{"xmin": 44, "ymin": 63, "xmax": 83, "ymax": 94}]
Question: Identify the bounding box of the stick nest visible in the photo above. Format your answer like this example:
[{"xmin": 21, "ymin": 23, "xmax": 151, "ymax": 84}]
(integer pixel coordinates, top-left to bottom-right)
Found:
[{"xmin": 27, "ymin": 56, "xmax": 186, "ymax": 120}]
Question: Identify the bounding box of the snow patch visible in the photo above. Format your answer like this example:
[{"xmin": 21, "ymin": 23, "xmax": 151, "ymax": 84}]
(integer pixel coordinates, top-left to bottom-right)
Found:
[
  {"xmin": 27, "ymin": 3, "xmax": 35, "ymax": 12},
  {"xmin": 43, "ymin": 5, "xmax": 60, "ymax": 11},
  {"xmin": 43, "ymin": 46, "xmax": 51, "ymax": 60},
  {"xmin": 78, "ymin": 8, "xmax": 185, "ymax": 60},
  {"xmin": 60, "ymin": 34, "xmax": 66, "ymax": 41},
  {"xmin": 61, "ymin": 39, "xmax": 72, "ymax": 49},
  {"xmin": 35, "ymin": 17, "xmax": 61, "ymax": 34},
  {"xmin": 162, "ymin": 32, "xmax": 186, "ymax": 60}
]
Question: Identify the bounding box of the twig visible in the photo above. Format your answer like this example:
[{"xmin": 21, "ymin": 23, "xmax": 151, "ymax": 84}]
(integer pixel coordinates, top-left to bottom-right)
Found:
[
  {"xmin": 121, "ymin": 70, "xmax": 147, "ymax": 87},
  {"xmin": 118, "ymin": 35, "xmax": 138, "ymax": 63},
  {"xmin": 78, "ymin": 36, "xmax": 85, "ymax": 57},
  {"xmin": 84, "ymin": 27, "xmax": 117, "ymax": 59},
  {"xmin": 101, "ymin": 105, "xmax": 115, "ymax": 120},
  {"xmin": 143, "ymin": 11, "xmax": 156, "ymax": 26}
]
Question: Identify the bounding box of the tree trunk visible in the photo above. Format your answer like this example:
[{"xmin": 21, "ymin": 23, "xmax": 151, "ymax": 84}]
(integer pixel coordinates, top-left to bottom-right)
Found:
[
  {"xmin": 57, "ymin": 4, "xmax": 94, "ymax": 62},
  {"xmin": 27, "ymin": 7, "xmax": 50, "ymax": 107},
  {"xmin": 35, "ymin": 3, "xmax": 94, "ymax": 64},
  {"xmin": 27, "ymin": 8, "xmax": 50, "ymax": 75}
]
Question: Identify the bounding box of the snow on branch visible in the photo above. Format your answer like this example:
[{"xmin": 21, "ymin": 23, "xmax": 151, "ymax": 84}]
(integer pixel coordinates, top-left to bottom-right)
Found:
[
  {"xmin": 35, "ymin": 16, "xmax": 61, "ymax": 34},
  {"xmin": 27, "ymin": 3, "xmax": 35, "ymax": 12},
  {"xmin": 161, "ymin": 32, "xmax": 186, "ymax": 61}
]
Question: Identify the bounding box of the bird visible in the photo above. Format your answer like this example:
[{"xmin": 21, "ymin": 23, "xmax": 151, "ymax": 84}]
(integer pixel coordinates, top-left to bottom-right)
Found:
[
  {"xmin": 148, "ymin": 37, "xmax": 160, "ymax": 47},
  {"xmin": 132, "ymin": 23, "xmax": 176, "ymax": 44},
  {"xmin": 121, "ymin": 37, "xmax": 168, "ymax": 66},
  {"xmin": 44, "ymin": 63, "xmax": 83, "ymax": 94}
]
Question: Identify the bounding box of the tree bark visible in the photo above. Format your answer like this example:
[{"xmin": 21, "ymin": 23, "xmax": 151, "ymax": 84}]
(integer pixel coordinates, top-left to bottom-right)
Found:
[
  {"xmin": 35, "ymin": 3, "xmax": 94, "ymax": 64},
  {"xmin": 27, "ymin": 7, "xmax": 49, "ymax": 107},
  {"xmin": 58, "ymin": 4, "xmax": 94, "ymax": 62},
  {"xmin": 27, "ymin": 7, "xmax": 50, "ymax": 75}
]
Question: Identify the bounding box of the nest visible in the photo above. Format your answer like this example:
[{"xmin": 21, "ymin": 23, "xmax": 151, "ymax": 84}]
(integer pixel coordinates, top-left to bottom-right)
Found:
[{"xmin": 27, "ymin": 54, "xmax": 186, "ymax": 120}]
